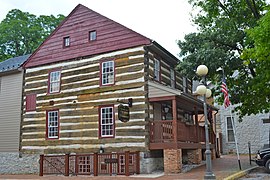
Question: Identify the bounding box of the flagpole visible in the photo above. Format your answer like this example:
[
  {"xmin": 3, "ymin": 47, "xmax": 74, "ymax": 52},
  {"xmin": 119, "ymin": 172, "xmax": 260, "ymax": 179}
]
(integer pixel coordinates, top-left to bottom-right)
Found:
[
  {"xmin": 217, "ymin": 67, "xmax": 241, "ymax": 170},
  {"xmin": 229, "ymin": 104, "xmax": 242, "ymax": 170}
]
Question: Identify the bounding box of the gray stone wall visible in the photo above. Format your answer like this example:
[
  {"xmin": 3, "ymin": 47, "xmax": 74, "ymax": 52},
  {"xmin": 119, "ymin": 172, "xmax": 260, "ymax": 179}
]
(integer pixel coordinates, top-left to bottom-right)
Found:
[
  {"xmin": 0, "ymin": 152, "xmax": 39, "ymax": 174},
  {"xmin": 140, "ymin": 152, "xmax": 163, "ymax": 174},
  {"xmin": 218, "ymin": 105, "xmax": 269, "ymax": 154}
]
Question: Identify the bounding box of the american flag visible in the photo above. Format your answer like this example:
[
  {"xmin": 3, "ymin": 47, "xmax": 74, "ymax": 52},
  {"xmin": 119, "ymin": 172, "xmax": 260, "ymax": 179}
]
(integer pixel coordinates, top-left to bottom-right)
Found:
[{"xmin": 221, "ymin": 78, "xmax": 230, "ymax": 108}]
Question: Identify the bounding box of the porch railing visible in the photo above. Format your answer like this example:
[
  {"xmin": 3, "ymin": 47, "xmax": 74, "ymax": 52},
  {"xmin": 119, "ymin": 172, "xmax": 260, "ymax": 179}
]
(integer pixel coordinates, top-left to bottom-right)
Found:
[
  {"xmin": 149, "ymin": 120, "xmax": 215, "ymax": 144},
  {"xmin": 149, "ymin": 120, "xmax": 173, "ymax": 143}
]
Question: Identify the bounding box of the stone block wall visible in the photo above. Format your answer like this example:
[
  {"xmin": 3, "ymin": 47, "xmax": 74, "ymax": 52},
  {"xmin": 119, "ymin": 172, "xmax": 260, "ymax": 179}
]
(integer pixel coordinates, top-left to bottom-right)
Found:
[
  {"xmin": 211, "ymin": 149, "xmax": 216, "ymax": 160},
  {"xmin": 0, "ymin": 152, "xmax": 39, "ymax": 174},
  {"xmin": 164, "ymin": 149, "xmax": 182, "ymax": 174},
  {"xmin": 140, "ymin": 152, "xmax": 164, "ymax": 174},
  {"xmin": 187, "ymin": 149, "xmax": 202, "ymax": 164},
  {"xmin": 218, "ymin": 105, "xmax": 270, "ymax": 154}
]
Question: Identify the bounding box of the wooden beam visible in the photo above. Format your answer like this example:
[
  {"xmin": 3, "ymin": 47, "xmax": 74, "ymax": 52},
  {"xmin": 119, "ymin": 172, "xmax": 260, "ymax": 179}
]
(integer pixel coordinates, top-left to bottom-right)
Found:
[
  {"xmin": 125, "ymin": 151, "xmax": 130, "ymax": 176},
  {"xmin": 64, "ymin": 154, "xmax": 69, "ymax": 176},
  {"xmin": 149, "ymin": 95, "xmax": 175, "ymax": 102}
]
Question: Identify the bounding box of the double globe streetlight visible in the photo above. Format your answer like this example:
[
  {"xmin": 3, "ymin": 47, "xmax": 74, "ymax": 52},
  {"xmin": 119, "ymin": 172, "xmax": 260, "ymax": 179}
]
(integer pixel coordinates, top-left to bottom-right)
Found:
[{"xmin": 196, "ymin": 65, "xmax": 216, "ymax": 179}]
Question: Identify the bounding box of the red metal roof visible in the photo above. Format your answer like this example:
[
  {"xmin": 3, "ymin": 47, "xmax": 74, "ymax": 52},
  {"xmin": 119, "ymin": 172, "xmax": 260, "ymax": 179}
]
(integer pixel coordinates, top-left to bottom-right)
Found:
[{"xmin": 24, "ymin": 4, "xmax": 151, "ymax": 68}]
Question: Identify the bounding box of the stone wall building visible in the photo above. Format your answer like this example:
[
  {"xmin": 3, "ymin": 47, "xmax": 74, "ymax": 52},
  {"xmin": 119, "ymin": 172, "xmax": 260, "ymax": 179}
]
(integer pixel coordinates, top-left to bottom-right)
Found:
[{"xmin": 217, "ymin": 105, "xmax": 270, "ymax": 154}]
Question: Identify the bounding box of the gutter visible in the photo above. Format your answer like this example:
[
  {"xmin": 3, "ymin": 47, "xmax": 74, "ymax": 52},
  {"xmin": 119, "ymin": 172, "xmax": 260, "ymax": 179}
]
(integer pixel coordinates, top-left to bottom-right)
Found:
[{"xmin": 0, "ymin": 68, "xmax": 21, "ymax": 76}]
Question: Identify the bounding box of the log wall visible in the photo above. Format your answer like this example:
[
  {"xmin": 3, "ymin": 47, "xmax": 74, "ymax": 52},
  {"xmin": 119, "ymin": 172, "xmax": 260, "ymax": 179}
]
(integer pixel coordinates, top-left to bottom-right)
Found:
[{"xmin": 21, "ymin": 46, "xmax": 148, "ymax": 154}]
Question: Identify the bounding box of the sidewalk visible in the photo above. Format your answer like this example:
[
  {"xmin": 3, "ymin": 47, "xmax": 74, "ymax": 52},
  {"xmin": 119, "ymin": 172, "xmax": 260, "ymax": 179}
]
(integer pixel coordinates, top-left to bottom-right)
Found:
[{"xmin": 0, "ymin": 155, "xmax": 257, "ymax": 180}]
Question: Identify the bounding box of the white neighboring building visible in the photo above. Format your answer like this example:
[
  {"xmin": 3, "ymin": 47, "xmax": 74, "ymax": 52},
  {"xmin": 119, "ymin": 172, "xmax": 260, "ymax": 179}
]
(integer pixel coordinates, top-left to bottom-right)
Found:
[{"xmin": 217, "ymin": 105, "xmax": 270, "ymax": 154}]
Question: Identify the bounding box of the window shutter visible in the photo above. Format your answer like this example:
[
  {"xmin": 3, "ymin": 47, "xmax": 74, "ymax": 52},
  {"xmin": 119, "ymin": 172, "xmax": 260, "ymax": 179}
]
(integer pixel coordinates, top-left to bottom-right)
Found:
[{"xmin": 26, "ymin": 94, "xmax": 36, "ymax": 111}]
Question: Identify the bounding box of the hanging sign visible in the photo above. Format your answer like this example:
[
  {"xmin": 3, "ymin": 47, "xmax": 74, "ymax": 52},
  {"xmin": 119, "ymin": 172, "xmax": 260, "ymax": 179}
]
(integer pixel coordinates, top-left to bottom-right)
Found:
[{"xmin": 118, "ymin": 104, "xmax": 130, "ymax": 122}]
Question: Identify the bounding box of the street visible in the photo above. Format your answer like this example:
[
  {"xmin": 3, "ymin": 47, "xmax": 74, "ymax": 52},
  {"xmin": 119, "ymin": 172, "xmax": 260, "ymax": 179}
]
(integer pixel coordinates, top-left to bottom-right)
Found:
[{"xmin": 240, "ymin": 167, "xmax": 270, "ymax": 180}]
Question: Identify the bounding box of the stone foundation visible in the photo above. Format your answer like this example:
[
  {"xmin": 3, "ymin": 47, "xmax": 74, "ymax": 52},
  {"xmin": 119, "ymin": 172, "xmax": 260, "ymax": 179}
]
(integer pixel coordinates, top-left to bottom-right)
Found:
[
  {"xmin": 211, "ymin": 149, "xmax": 216, "ymax": 160},
  {"xmin": 0, "ymin": 152, "xmax": 39, "ymax": 174},
  {"xmin": 187, "ymin": 149, "xmax": 202, "ymax": 164},
  {"xmin": 164, "ymin": 149, "xmax": 182, "ymax": 174},
  {"xmin": 140, "ymin": 151, "xmax": 164, "ymax": 174}
]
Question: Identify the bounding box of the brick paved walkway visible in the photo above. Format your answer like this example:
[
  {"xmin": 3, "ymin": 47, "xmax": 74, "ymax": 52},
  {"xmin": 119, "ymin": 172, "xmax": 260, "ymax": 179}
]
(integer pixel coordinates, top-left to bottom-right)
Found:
[{"xmin": 0, "ymin": 155, "xmax": 257, "ymax": 180}]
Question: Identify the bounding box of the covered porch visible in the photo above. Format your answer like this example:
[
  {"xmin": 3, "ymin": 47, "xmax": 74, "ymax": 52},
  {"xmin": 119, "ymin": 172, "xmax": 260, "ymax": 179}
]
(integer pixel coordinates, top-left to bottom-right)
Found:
[{"xmin": 148, "ymin": 81, "xmax": 217, "ymax": 150}]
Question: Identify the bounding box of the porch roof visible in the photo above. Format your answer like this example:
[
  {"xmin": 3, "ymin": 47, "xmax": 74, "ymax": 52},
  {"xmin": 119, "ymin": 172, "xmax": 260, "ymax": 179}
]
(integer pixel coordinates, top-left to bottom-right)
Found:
[{"xmin": 148, "ymin": 81, "xmax": 218, "ymax": 114}]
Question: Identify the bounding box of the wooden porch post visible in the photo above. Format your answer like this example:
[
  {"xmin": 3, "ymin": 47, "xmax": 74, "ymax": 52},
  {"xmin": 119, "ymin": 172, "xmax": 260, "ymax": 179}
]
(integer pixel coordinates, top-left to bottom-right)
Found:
[
  {"xmin": 64, "ymin": 154, "xmax": 70, "ymax": 176},
  {"xmin": 172, "ymin": 98, "xmax": 178, "ymax": 143},
  {"xmin": 39, "ymin": 154, "xmax": 44, "ymax": 176}
]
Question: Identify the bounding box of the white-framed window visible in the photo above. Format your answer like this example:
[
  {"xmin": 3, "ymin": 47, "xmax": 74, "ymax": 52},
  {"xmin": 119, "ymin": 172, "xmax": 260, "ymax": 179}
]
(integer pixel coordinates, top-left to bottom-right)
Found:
[
  {"xmin": 226, "ymin": 117, "xmax": 235, "ymax": 142},
  {"xmin": 0, "ymin": 77, "xmax": 1, "ymax": 93},
  {"xmin": 49, "ymin": 70, "xmax": 61, "ymax": 93},
  {"xmin": 47, "ymin": 110, "xmax": 59, "ymax": 139},
  {"xmin": 101, "ymin": 61, "xmax": 114, "ymax": 86},
  {"xmin": 154, "ymin": 59, "xmax": 160, "ymax": 81},
  {"xmin": 89, "ymin": 30, "xmax": 97, "ymax": 41},
  {"xmin": 170, "ymin": 68, "xmax": 175, "ymax": 88},
  {"xmin": 63, "ymin": 36, "xmax": 70, "ymax": 47},
  {"xmin": 100, "ymin": 106, "xmax": 114, "ymax": 138}
]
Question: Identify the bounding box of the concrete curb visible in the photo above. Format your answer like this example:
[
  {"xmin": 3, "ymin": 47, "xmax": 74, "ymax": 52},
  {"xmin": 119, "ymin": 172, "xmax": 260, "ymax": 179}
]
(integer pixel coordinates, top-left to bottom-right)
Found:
[{"xmin": 223, "ymin": 166, "xmax": 259, "ymax": 180}]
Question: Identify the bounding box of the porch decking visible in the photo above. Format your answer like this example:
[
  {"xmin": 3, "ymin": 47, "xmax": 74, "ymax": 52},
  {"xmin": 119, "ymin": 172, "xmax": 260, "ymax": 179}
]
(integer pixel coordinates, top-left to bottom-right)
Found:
[{"xmin": 149, "ymin": 120, "xmax": 216, "ymax": 150}]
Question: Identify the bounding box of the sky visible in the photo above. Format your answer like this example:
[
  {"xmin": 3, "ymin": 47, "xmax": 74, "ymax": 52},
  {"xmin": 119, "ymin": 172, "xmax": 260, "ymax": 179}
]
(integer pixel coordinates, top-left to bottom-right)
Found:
[{"xmin": 0, "ymin": 0, "xmax": 197, "ymax": 58}]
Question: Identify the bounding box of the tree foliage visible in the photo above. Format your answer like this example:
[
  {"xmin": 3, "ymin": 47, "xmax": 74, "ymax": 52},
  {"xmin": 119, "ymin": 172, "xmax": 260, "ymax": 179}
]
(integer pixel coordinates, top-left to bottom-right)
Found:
[
  {"xmin": 177, "ymin": 0, "xmax": 269, "ymax": 119},
  {"xmin": 0, "ymin": 9, "xmax": 65, "ymax": 61}
]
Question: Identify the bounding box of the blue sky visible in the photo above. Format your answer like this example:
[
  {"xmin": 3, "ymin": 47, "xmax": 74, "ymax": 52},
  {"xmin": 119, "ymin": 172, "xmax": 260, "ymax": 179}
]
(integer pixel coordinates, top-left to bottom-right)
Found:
[{"xmin": 0, "ymin": 0, "xmax": 197, "ymax": 58}]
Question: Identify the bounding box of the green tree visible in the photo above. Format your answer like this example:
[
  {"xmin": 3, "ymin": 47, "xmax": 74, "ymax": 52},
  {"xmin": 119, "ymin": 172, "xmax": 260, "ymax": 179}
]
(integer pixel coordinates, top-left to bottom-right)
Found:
[
  {"xmin": 177, "ymin": 0, "xmax": 269, "ymax": 119},
  {"xmin": 0, "ymin": 9, "xmax": 65, "ymax": 61},
  {"xmin": 241, "ymin": 7, "xmax": 270, "ymax": 117}
]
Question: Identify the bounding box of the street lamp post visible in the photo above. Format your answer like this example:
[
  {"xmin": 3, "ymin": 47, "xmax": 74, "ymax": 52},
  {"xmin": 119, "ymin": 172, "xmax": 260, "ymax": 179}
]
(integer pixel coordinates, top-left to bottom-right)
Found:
[{"xmin": 196, "ymin": 65, "xmax": 216, "ymax": 180}]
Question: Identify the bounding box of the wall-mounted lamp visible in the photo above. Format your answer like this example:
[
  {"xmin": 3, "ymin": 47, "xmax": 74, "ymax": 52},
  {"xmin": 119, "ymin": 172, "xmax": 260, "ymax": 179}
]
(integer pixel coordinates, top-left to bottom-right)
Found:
[
  {"xmin": 164, "ymin": 105, "xmax": 170, "ymax": 114},
  {"xmin": 163, "ymin": 104, "xmax": 170, "ymax": 120},
  {"xmin": 99, "ymin": 146, "xmax": 104, "ymax": 154}
]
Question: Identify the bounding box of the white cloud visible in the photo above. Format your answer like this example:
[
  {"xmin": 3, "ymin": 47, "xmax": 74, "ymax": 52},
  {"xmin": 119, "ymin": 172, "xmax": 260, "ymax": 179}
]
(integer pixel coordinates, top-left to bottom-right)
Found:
[{"xmin": 0, "ymin": 0, "xmax": 197, "ymax": 58}]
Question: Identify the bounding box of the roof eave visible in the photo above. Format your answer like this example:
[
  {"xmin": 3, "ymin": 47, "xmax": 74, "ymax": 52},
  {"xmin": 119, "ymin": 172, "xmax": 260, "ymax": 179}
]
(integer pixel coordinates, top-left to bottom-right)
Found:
[{"xmin": 145, "ymin": 41, "xmax": 179, "ymax": 66}]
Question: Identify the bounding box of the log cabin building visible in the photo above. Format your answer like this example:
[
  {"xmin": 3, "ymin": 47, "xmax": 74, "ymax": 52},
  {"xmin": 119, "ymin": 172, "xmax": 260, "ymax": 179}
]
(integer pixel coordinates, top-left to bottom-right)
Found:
[{"xmin": 21, "ymin": 4, "xmax": 218, "ymax": 175}]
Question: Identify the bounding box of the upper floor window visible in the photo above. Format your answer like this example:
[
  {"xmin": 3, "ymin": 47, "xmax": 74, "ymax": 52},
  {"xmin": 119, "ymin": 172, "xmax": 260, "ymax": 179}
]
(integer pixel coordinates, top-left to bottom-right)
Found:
[
  {"xmin": 99, "ymin": 106, "xmax": 114, "ymax": 138},
  {"xmin": 226, "ymin": 117, "xmax": 235, "ymax": 142},
  {"xmin": 154, "ymin": 59, "xmax": 160, "ymax": 81},
  {"xmin": 46, "ymin": 110, "xmax": 59, "ymax": 139},
  {"xmin": 63, "ymin": 36, "xmax": 70, "ymax": 47},
  {"xmin": 101, "ymin": 61, "xmax": 114, "ymax": 86},
  {"xmin": 89, "ymin": 30, "xmax": 97, "ymax": 41},
  {"xmin": 26, "ymin": 94, "xmax": 36, "ymax": 112},
  {"xmin": 49, "ymin": 70, "xmax": 61, "ymax": 94},
  {"xmin": 170, "ymin": 68, "xmax": 175, "ymax": 88}
]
